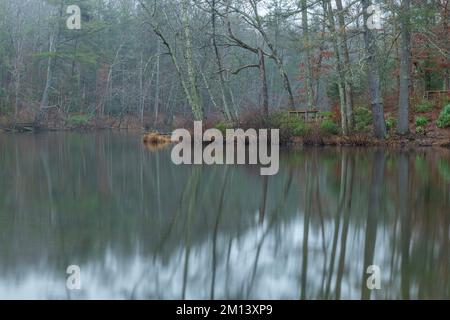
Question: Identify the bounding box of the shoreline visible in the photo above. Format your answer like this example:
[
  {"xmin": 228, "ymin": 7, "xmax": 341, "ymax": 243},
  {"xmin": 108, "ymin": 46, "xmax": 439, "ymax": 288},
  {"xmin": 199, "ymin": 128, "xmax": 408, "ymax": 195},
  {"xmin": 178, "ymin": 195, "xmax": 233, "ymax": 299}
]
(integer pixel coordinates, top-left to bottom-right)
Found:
[
  {"xmin": 2, "ymin": 126, "xmax": 450, "ymax": 150},
  {"xmin": 290, "ymin": 134, "xmax": 450, "ymax": 149}
]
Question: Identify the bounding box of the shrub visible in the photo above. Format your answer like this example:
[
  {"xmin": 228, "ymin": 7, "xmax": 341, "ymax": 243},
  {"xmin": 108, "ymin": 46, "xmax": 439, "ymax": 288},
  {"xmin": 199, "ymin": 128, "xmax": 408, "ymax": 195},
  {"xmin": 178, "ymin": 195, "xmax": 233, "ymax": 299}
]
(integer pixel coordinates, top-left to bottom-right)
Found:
[
  {"xmin": 354, "ymin": 107, "xmax": 372, "ymax": 131},
  {"xmin": 416, "ymin": 126, "xmax": 426, "ymax": 135},
  {"xmin": 320, "ymin": 119, "xmax": 340, "ymax": 135},
  {"xmin": 269, "ymin": 112, "xmax": 290, "ymax": 125},
  {"xmin": 416, "ymin": 116, "xmax": 429, "ymax": 128},
  {"xmin": 292, "ymin": 122, "xmax": 311, "ymax": 136},
  {"xmin": 215, "ymin": 112, "xmax": 312, "ymax": 143},
  {"xmin": 386, "ymin": 117, "xmax": 397, "ymax": 131},
  {"xmin": 66, "ymin": 114, "xmax": 92, "ymax": 126},
  {"xmin": 318, "ymin": 111, "xmax": 333, "ymax": 120},
  {"xmin": 415, "ymin": 116, "xmax": 428, "ymax": 135},
  {"xmin": 268, "ymin": 112, "xmax": 311, "ymax": 141},
  {"xmin": 442, "ymin": 96, "xmax": 450, "ymax": 107},
  {"xmin": 437, "ymin": 104, "xmax": 450, "ymax": 128},
  {"xmin": 415, "ymin": 100, "xmax": 433, "ymax": 113},
  {"xmin": 214, "ymin": 122, "xmax": 231, "ymax": 133}
]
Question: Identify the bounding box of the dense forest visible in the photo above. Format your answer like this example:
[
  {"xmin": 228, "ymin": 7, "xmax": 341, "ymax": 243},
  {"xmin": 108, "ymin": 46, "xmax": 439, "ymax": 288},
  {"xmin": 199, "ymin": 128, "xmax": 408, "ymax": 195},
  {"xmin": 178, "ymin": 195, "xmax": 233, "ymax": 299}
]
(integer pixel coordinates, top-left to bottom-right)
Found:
[{"xmin": 0, "ymin": 0, "xmax": 449, "ymax": 140}]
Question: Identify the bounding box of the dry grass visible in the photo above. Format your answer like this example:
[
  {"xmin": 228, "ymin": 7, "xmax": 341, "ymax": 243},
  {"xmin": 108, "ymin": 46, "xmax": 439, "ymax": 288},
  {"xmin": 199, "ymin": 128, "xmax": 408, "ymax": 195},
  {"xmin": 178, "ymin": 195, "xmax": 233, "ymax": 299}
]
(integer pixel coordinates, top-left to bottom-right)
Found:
[{"xmin": 142, "ymin": 132, "xmax": 172, "ymax": 145}]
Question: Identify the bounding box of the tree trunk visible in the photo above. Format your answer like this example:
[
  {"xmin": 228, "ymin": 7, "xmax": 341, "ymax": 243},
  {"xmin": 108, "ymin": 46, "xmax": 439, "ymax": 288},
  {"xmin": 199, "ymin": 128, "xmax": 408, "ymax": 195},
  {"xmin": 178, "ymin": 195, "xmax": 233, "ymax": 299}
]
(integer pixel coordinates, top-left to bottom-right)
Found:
[
  {"xmin": 443, "ymin": 2, "xmax": 450, "ymax": 91},
  {"xmin": 154, "ymin": 40, "xmax": 161, "ymax": 127},
  {"xmin": 301, "ymin": 0, "xmax": 314, "ymax": 109},
  {"xmin": 38, "ymin": 1, "xmax": 64, "ymax": 125},
  {"xmin": 258, "ymin": 48, "xmax": 269, "ymax": 118},
  {"xmin": 398, "ymin": 0, "xmax": 411, "ymax": 135},
  {"xmin": 335, "ymin": 0, "xmax": 354, "ymax": 130},
  {"xmin": 40, "ymin": 32, "xmax": 55, "ymax": 111},
  {"xmin": 324, "ymin": 0, "xmax": 348, "ymax": 134},
  {"xmin": 212, "ymin": 0, "xmax": 233, "ymax": 121},
  {"xmin": 273, "ymin": 56, "xmax": 296, "ymax": 110},
  {"xmin": 362, "ymin": 0, "xmax": 387, "ymax": 139},
  {"xmin": 13, "ymin": 51, "xmax": 21, "ymax": 127},
  {"xmin": 183, "ymin": 0, "xmax": 204, "ymax": 121},
  {"xmin": 139, "ymin": 53, "xmax": 144, "ymax": 126}
]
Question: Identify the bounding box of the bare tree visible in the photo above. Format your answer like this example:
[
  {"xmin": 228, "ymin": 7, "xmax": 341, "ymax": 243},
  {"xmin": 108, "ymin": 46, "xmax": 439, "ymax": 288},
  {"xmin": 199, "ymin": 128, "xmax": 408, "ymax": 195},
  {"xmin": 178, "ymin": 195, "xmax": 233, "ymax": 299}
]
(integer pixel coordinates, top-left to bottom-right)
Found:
[
  {"xmin": 398, "ymin": 0, "xmax": 411, "ymax": 135},
  {"xmin": 362, "ymin": 0, "xmax": 387, "ymax": 139},
  {"xmin": 301, "ymin": 0, "xmax": 314, "ymax": 109}
]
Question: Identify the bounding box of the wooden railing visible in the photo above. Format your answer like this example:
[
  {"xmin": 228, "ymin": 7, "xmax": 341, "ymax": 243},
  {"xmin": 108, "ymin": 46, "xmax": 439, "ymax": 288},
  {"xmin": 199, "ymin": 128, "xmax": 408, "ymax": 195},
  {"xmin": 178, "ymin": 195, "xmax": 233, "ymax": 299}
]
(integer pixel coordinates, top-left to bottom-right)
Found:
[
  {"xmin": 424, "ymin": 90, "xmax": 450, "ymax": 107},
  {"xmin": 288, "ymin": 109, "xmax": 325, "ymax": 122}
]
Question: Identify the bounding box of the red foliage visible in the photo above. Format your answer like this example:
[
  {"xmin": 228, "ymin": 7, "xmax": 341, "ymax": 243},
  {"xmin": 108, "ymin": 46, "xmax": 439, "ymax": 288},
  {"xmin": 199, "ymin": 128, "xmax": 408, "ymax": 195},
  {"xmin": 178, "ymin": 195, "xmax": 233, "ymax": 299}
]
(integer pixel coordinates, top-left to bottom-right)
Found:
[
  {"xmin": 296, "ymin": 45, "xmax": 335, "ymax": 102},
  {"xmin": 411, "ymin": 4, "xmax": 450, "ymax": 86}
]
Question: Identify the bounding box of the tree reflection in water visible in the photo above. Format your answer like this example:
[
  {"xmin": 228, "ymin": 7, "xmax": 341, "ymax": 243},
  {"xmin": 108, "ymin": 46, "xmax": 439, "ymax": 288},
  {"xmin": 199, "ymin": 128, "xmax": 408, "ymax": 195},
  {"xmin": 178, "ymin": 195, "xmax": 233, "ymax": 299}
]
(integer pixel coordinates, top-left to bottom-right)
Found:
[{"xmin": 0, "ymin": 132, "xmax": 449, "ymax": 299}]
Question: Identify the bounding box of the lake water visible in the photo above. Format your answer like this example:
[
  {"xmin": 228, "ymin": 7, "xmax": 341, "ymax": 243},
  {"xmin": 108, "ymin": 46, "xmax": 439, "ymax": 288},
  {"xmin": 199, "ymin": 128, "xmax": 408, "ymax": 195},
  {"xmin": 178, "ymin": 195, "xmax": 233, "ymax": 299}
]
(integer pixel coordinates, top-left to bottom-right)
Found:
[{"xmin": 0, "ymin": 132, "xmax": 449, "ymax": 299}]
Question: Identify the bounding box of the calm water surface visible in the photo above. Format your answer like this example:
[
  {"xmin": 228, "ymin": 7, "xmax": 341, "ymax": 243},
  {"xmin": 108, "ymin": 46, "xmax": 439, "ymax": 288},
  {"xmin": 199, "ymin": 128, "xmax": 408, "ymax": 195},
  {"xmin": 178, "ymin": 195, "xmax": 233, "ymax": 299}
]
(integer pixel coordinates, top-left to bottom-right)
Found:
[{"xmin": 0, "ymin": 132, "xmax": 449, "ymax": 299}]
